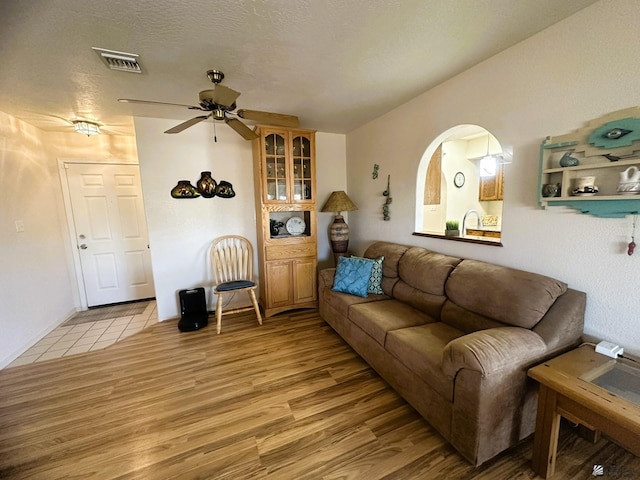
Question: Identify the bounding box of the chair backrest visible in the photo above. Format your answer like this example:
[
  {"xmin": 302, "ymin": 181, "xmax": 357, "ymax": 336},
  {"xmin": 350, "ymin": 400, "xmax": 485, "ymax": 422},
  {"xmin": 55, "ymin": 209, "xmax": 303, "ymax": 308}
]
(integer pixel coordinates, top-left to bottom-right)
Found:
[{"xmin": 210, "ymin": 235, "xmax": 254, "ymax": 285}]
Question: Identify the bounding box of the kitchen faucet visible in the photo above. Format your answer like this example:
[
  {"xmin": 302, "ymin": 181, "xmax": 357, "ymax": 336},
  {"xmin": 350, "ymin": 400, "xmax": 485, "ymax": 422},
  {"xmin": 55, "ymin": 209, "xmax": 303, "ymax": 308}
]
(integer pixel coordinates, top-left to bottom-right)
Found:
[{"xmin": 462, "ymin": 210, "xmax": 483, "ymax": 236}]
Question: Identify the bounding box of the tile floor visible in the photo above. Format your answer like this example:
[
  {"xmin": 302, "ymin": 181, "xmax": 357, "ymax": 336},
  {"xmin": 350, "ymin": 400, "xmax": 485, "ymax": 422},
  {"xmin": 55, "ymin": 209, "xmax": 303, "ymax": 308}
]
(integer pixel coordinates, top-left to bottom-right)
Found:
[{"xmin": 6, "ymin": 301, "xmax": 158, "ymax": 369}]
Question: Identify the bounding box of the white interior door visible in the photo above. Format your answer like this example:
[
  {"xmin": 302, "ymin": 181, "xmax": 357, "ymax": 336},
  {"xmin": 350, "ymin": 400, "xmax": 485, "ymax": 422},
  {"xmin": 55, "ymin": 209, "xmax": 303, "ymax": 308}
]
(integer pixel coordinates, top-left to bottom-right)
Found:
[{"xmin": 65, "ymin": 163, "xmax": 155, "ymax": 307}]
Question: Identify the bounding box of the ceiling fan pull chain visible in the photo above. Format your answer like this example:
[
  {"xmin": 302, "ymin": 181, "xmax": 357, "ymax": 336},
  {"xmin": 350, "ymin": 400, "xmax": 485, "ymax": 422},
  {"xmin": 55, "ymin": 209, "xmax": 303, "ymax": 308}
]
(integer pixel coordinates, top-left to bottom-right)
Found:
[{"xmin": 213, "ymin": 119, "xmax": 217, "ymax": 143}]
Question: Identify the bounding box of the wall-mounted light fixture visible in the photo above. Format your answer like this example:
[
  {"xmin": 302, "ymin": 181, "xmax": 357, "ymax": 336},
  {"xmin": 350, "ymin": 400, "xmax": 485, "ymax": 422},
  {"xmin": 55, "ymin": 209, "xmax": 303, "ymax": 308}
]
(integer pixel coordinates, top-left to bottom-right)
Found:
[{"xmin": 73, "ymin": 120, "xmax": 101, "ymax": 136}]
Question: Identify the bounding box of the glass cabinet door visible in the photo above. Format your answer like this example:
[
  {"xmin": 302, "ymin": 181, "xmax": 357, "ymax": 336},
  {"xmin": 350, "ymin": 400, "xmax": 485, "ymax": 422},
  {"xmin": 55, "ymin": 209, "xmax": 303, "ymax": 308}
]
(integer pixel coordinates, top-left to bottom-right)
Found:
[
  {"xmin": 292, "ymin": 135, "xmax": 312, "ymax": 201},
  {"xmin": 265, "ymin": 133, "xmax": 288, "ymax": 202}
]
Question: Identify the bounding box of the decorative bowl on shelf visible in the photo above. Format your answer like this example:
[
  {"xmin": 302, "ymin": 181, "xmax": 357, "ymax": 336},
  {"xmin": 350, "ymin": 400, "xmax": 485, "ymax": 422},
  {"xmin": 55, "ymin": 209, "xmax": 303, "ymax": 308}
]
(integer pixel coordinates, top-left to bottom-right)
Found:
[{"xmin": 617, "ymin": 182, "xmax": 640, "ymax": 195}]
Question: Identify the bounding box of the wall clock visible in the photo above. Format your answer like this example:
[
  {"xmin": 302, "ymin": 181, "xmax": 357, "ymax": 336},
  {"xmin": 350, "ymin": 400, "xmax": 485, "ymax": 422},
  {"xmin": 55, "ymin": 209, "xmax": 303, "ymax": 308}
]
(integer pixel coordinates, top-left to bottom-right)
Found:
[{"xmin": 454, "ymin": 172, "xmax": 465, "ymax": 188}]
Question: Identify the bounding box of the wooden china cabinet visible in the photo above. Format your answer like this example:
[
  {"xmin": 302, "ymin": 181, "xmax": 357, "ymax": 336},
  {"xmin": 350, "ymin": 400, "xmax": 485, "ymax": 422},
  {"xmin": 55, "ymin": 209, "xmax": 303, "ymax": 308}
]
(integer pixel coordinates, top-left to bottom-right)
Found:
[{"xmin": 252, "ymin": 126, "xmax": 318, "ymax": 317}]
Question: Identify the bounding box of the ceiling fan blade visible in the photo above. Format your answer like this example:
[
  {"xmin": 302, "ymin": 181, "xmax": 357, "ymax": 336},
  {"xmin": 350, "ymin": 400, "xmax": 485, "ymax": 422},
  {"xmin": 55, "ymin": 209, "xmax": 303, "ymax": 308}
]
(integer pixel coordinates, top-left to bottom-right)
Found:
[
  {"xmin": 165, "ymin": 115, "xmax": 211, "ymax": 134},
  {"xmin": 118, "ymin": 98, "xmax": 202, "ymax": 110},
  {"xmin": 225, "ymin": 118, "xmax": 258, "ymax": 141},
  {"xmin": 212, "ymin": 85, "xmax": 241, "ymax": 108},
  {"xmin": 237, "ymin": 109, "xmax": 299, "ymax": 128}
]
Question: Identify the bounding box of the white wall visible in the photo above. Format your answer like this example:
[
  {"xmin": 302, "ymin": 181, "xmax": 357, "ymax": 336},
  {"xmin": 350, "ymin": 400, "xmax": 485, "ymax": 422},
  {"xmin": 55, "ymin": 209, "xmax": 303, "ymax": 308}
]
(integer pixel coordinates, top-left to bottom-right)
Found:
[
  {"xmin": 442, "ymin": 140, "xmax": 480, "ymax": 226},
  {"xmin": 134, "ymin": 117, "xmax": 347, "ymax": 320},
  {"xmin": 346, "ymin": 0, "xmax": 640, "ymax": 354},
  {"xmin": 0, "ymin": 112, "xmax": 139, "ymax": 367},
  {"xmin": 316, "ymin": 132, "xmax": 348, "ymax": 270}
]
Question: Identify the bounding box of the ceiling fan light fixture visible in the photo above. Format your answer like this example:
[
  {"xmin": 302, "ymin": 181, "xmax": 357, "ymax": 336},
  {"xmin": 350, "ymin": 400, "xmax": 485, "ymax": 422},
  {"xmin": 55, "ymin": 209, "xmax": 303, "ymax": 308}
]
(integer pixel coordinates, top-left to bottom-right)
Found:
[
  {"xmin": 212, "ymin": 109, "xmax": 226, "ymax": 121},
  {"xmin": 206, "ymin": 70, "xmax": 224, "ymax": 84},
  {"xmin": 73, "ymin": 120, "xmax": 101, "ymax": 136}
]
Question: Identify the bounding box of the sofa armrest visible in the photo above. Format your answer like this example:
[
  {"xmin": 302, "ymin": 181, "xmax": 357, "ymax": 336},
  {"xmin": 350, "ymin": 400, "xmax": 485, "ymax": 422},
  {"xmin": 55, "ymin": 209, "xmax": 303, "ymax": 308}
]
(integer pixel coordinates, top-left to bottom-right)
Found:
[
  {"xmin": 532, "ymin": 288, "xmax": 585, "ymax": 355},
  {"xmin": 318, "ymin": 268, "xmax": 336, "ymax": 290},
  {"xmin": 442, "ymin": 327, "xmax": 547, "ymax": 377}
]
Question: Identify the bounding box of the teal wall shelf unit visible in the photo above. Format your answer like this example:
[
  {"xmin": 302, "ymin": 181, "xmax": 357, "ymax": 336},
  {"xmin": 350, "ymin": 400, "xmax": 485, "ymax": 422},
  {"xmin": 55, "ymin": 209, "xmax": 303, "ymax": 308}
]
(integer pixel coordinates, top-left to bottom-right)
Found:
[{"xmin": 539, "ymin": 107, "xmax": 640, "ymax": 218}]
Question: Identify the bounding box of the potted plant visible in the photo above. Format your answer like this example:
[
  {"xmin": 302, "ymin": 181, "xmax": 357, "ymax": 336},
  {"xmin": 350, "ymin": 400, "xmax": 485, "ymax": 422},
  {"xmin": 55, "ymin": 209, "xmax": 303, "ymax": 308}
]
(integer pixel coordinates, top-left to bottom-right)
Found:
[{"xmin": 445, "ymin": 220, "xmax": 459, "ymax": 237}]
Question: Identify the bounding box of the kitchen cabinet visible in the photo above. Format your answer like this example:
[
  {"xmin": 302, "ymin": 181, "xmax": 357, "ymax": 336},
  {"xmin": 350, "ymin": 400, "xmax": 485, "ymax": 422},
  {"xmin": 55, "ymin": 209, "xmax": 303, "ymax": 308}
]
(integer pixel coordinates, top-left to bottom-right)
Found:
[
  {"xmin": 466, "ymin": 228, "xmax": 501, "ymax": 239},
  {"xmin": 479, "ymin": 164, "xmax": 504, "ymax": 201}
]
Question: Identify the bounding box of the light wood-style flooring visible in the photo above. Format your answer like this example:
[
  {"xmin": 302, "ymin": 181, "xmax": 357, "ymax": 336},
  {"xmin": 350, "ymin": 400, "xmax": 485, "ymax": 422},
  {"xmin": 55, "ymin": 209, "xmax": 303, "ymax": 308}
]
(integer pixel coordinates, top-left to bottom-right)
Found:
[{"xmin": 1, "ymin": 309, "xmax": 638, "ymax": 479}]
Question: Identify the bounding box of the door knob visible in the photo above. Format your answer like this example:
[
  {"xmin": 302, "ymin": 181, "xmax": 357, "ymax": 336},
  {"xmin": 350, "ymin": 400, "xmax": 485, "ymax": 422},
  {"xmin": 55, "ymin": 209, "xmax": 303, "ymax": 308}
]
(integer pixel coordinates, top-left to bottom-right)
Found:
[{"xmin": 79, "ymin": 244, "xmax": 88, "ymax": 250}]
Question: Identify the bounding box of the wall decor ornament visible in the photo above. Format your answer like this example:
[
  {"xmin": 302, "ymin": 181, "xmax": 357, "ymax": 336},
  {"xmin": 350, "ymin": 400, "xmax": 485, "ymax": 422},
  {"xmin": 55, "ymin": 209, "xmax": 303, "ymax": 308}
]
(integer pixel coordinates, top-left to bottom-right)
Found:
[
  {"xmin": 539, "ymin": 106, "xmax": 640, "ymax": 217},
  {"xmin": 197, "ymin": 171, "xmax": 217, "ymax": 197},
  {"xmin": 171, "ymin": 180, "xmax": 200, "ymax": 198},
  {"xmin": 215, "ymin": 180, "xmax": 236, "ymax": 198},
  {"xmin": 372, "ymin": 164, "xmax": 379, "ymax": 179},
  {"xmin": 629, "ymin": 214, "xmax": 637, "ymax": 256},
  {"xmin": 559, "ymin": 151, "xmax": 579, "ymax": 167},
  {"xmin": 382, "ymin": 174, "xmax": 392, "ymax": 221},
  {"xmin": 588, "ymin": 118, "xmax": 640, "ymax": 149}
]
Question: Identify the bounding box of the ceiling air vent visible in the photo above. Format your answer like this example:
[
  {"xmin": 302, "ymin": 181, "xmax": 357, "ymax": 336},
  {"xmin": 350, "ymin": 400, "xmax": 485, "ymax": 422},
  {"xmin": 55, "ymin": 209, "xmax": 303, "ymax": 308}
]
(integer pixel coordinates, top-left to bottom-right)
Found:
[{"xmin": 92, "ymin": 47, "xmax": 141, "ymax": 73}]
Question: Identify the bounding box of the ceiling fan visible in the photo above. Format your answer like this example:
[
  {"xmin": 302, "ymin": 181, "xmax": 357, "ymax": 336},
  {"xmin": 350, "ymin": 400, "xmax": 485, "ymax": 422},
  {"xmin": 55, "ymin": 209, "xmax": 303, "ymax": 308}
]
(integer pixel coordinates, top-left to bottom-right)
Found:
[{"xmin": 118, "ymin": 69, "xmax": 299, "ymax": 140}]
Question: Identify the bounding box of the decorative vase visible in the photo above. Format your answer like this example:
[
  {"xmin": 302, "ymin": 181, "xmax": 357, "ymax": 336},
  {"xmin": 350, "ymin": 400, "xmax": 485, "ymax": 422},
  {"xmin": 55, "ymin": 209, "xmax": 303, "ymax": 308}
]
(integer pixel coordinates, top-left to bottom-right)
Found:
[
  {"xmin": 445, "ymin": 229, "xmax": 459, "ymax": 237},
  {"xmin": 269, "ymin": 220, "xmax": 283, "ymax": 237},
  {"xmin": 197, "ymin": 171, "xmax": 217, "ymax": 198},
  {"xmin": 541, "ymin": 183, "xmax": 561, "ymax": 197},
  {"xmin": 559, "ymin": 152, "xmax": 579, "ymax": 167},
  {"xmin": 329, "ymin": 215, "xmax": 350, "ymax": 253},
  {"xmin": 171, "ymin": 180, "xmax": 200, "ymax": 198},
  {"xmin": 215, "ymin": 180, "xmax": 236, "ymax": 198}
]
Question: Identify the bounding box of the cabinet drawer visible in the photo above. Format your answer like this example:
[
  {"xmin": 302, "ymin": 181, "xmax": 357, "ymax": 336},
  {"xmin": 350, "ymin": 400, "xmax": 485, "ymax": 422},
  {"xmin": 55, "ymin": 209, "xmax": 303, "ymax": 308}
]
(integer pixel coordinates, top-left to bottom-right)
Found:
[{"xmin": 266, "ymin": 243, "xmax": 316, "ymax": 260}]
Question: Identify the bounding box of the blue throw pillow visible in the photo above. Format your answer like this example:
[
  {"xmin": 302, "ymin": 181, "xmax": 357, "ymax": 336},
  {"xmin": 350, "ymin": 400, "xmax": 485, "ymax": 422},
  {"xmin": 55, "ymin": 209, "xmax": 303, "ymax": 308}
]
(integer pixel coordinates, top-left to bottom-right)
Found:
[
  {"xmin": 352, "ymin": 255, "xmax": 384, "ymax": 294},
  {"xmin": 332, "ymin": 256, "xmax": 375, "ymax": 297}
]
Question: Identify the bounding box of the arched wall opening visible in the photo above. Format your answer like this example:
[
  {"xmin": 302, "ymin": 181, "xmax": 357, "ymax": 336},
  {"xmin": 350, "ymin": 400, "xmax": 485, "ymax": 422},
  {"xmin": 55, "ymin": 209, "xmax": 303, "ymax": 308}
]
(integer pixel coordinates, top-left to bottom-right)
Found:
[{"xmin": 415, "ymin": 124, "xmax": 505, "ymax": 244}]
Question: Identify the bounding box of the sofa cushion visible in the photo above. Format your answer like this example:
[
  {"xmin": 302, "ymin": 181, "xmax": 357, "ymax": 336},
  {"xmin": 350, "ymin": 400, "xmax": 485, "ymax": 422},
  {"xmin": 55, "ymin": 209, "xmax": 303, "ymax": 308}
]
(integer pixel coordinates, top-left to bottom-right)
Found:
[
  {"xmin": 385, "ymin": 322, "xmax": 465, "ymax": 401},
  {"xmin": 324, "ymin": 289, "xmax": 389, "ymax": 317},
  {"xmin": 439, "ymin": 301, "xmax": 505, "ymax": 334},
  {"xmin": 364, "ymin": 242, "xmax": 408, "ymax": 279},
  {"xmin": 332, "ymin": 256, "xmax": 375, "ymax": 297},
  {"xmin": 353, "ymin": 255, "xmax": 384, "ymax": 294},
  {"xmin": 363, "ymin": 242, "xmax": 409, "ymax": 296},
  {"xmin": 399, "ymin": 247, "xmax": 462, "ymax": 296},
  {"xmin": 320, "ymin": 269, "xmax": 389, "ymax": 318},
  {"xmin": 391, "ymin": 247, "xmax": 461, "ymax": 318},
  {"xmin": 349, "ymin": 300, "xmax": 435, "ymax": 346},
  {"xmin": 444, "ymin": 260, "xmax": 568, "ymax": 329}
]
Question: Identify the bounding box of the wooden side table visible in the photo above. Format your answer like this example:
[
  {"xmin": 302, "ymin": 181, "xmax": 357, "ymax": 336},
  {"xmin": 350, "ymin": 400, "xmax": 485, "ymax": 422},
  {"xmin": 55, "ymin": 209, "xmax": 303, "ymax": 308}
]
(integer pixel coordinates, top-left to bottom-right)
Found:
[{"xmin": 528, "ymin": 345, "xmax": 640, "ymax": 478}]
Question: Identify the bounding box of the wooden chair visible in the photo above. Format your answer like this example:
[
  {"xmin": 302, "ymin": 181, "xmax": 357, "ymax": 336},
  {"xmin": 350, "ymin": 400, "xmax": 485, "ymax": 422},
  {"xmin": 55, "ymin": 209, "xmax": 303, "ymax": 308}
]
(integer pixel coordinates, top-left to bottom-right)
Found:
[{"xmin": 209, "ymin": 235, "xmax": 263, "ymax": 334}]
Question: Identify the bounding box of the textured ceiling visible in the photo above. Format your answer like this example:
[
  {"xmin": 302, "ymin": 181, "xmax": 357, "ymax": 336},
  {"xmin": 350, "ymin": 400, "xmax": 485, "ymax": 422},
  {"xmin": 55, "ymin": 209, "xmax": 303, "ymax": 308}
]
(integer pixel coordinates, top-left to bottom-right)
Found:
[{"xmin": 0, "ymin": 0, "xmax": 598, "ymax": 136}]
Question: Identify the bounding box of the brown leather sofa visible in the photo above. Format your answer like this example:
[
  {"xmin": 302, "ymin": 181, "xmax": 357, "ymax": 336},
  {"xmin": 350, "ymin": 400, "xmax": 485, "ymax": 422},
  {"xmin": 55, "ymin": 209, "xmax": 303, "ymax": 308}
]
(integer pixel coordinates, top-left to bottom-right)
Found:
[{"xmin": 318, "ymin": 241, "xmax": 585, "ymax": 466}]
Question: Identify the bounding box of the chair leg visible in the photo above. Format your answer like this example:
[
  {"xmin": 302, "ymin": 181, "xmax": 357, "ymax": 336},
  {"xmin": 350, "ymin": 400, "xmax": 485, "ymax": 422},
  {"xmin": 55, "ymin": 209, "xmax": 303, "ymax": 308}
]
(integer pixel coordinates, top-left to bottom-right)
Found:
[
  {"xmin": 216, "ymin": 293, "xmax": 223, "ymax": 334},
  {"xmin": 248, "ymin": 289, "xmax": 263, "ymax": 325}
]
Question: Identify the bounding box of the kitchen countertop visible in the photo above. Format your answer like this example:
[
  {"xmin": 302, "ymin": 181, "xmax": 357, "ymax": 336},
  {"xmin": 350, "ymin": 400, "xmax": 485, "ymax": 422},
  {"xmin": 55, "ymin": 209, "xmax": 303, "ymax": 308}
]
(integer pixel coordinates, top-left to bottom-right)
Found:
[{"xmin": 466, "ymin": 226, "xmax": 501, "ymax": 233}]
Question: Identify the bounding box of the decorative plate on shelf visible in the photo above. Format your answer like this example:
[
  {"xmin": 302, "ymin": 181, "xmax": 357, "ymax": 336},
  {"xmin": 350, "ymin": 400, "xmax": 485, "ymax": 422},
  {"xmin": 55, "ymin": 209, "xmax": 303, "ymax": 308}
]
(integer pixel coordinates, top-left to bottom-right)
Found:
[{"xmin": 285, "ymin": 217, "xmax": 306, "ymax": 236}]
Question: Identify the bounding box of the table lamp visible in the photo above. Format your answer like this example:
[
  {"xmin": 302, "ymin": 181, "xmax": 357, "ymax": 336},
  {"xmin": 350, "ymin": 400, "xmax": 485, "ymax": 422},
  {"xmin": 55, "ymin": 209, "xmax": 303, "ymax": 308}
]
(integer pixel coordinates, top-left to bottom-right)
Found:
[{"xmin": 320, "ymin": 191, "xmax": 358, "ymax": 254}]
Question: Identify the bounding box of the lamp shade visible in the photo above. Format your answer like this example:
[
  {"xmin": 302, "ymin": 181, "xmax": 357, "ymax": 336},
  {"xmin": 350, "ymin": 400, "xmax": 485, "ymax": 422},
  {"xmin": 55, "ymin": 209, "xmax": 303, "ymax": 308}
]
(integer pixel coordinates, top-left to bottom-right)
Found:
[{"xmin": 320, "ymin": 191, "xmax": 358, "ymax": 213}]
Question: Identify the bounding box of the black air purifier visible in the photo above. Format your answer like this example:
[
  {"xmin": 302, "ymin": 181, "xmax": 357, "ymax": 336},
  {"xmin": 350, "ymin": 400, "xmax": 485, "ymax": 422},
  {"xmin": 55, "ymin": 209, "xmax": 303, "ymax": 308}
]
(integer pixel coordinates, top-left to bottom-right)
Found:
[{"xmin": 178, "ymin": 287, "xmax": 209, "ymax": 332}]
